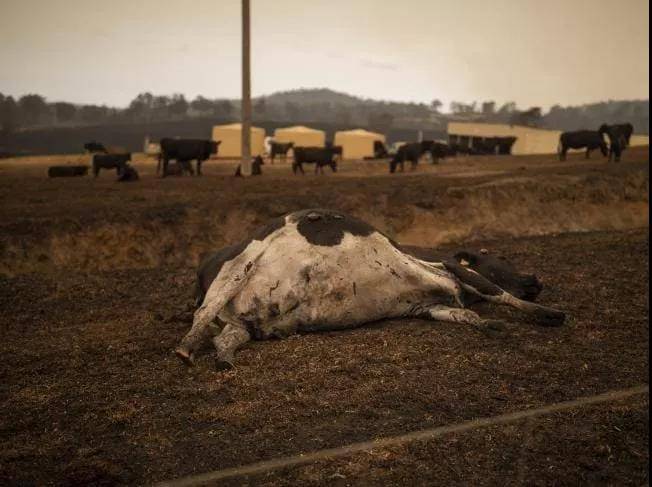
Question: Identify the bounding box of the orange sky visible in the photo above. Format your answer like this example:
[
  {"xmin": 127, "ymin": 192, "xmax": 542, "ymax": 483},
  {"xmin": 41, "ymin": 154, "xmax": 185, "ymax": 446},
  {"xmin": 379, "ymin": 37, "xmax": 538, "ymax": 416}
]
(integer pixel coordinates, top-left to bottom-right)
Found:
[{"xmin": 0, "ymin": 0, "xmax": 648, "ymax": 109}]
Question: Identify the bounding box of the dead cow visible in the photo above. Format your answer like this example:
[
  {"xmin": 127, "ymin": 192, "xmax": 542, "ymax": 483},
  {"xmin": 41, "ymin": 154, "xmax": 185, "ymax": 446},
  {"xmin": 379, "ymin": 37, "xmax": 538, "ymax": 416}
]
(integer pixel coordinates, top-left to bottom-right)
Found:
[{"xmin": 176, "ymin": 209, "xmax": 564, "ymax": 369}]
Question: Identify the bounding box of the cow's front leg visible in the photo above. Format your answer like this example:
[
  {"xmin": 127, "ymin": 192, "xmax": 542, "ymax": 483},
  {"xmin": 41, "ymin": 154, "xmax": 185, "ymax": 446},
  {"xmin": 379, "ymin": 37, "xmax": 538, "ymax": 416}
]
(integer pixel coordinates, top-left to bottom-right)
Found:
[
  {"xmin": 196, "ymin": 159, "xmax": 202, "ymax": 176},
  {"xmin": 425, "ymin": 305, "xmax": 506, "ymax": 332},
  {"xmin": 212, "ymin": 323, "xmax": 251, "ymax": 370},
  {"xmin": 175, "ymin": 307, "xmax": 218, "ymax": 365}
]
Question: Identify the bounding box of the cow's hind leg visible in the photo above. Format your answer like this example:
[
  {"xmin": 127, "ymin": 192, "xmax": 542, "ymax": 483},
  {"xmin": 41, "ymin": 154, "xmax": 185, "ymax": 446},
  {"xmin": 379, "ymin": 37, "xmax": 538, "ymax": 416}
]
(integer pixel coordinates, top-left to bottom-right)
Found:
[
  {"xmin": 440, "ymin": 260, "xmax": 565, "ymax": 326},
  {"xmin": 212, "ymin": 323, "xmax": 251, "ymax": 370},
  {"xmin": 424, "ymin": 305, "xmax": 506, "ymax": 332}
]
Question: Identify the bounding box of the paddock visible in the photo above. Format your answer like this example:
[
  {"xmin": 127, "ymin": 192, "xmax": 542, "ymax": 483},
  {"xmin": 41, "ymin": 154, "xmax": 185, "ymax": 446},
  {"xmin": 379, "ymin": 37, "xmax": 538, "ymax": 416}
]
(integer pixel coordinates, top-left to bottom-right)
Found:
[{"xmin": 0, "ymin": 148, "xmax": 648, "ymax": 485}]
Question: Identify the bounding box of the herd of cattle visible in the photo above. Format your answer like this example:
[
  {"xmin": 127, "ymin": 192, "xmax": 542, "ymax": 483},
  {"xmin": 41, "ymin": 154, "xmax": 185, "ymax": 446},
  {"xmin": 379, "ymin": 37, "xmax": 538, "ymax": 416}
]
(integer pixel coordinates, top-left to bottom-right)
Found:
[
  {"xmin": 45, "ymin": 122, "xmax": 635, "ymax": 180},
  {"xmin": 558, "ymin": 123, "xmax": 634, "ymax": 162}
]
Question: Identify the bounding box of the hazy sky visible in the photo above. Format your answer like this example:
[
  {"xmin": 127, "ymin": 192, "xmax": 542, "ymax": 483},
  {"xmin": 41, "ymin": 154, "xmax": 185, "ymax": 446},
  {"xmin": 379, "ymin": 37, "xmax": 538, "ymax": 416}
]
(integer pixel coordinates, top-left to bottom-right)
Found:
[{"xmin": 0, "ymin": 0, "xmax": 648, "ymax": 109}]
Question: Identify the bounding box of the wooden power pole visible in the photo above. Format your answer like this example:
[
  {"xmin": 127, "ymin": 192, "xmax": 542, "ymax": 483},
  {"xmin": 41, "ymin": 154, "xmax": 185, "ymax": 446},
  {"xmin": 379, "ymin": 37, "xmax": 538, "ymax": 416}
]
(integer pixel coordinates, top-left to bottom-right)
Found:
[{"xmin": 240, "ymin": 0, "xmax": 252, "ymax": 176}]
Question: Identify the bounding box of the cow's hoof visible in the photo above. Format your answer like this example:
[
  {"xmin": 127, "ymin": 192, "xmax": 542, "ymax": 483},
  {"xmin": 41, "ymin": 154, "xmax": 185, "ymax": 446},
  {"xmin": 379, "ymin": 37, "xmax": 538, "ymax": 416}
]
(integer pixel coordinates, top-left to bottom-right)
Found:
[
  {"xmin": 215, "ymin": 358, "xmax": 235, "ymax": 371},
  {"xmin": 175, "ymin": 347, "xmax": 195, "ymax": 366}
]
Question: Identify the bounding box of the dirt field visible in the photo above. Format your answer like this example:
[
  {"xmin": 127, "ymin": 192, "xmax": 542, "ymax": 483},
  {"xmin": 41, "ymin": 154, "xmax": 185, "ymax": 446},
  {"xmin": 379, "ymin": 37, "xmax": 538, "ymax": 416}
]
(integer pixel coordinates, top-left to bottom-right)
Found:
[{"xmin": 0, "ymin": 149, "xmax": 649, "ymax": 485}]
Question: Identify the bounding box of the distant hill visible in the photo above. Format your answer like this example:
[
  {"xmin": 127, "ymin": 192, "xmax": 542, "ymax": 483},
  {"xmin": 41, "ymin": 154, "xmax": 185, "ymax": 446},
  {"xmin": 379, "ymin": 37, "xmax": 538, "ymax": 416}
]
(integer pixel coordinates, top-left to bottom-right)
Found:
[
  {"xmin": 258, "ymin": 88, "xmax": 366, "ymax": 107},
  {"xmin": 1, "ymin": 87, "xmax": 648, "ymax": 155}
]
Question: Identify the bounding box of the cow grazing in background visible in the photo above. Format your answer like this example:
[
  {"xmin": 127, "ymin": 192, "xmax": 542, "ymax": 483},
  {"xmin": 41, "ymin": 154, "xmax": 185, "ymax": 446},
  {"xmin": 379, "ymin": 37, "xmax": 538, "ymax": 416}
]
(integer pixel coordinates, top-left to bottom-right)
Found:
[
  {"xmin": 269, "ymin": 141, "xmax": 294, "ymax": 164},
  {"xmin": 558, "ymin": 131, "xmax": 608, "ymax": 161},
  {"xmin": 599, "ymin": 124, "xmax": 633, "ymax": 162},
  {"xmin": 117, "ymin": 165, "xmax": 139, "ymax": 182},
  {"xmin": 495, "ymin": 136, "xmax": 517, "ymax": 155},
  {"xmin": 176, "ymin": 209, "xmax": 564, "ymax": 369},
  {"xmin": 48, "ymin": 165, "xmax": 89, "ymax": 178},
  {"xmin": 429, "ymin": 141, "xmax": 452, "ymax": 163},
  {"xmin": 92, "ymin": 153, "xmax": 131, "ymax": 177},
  {"xmin": 158, "ymin": 138, "xmax": 221, "ymax": 177},
  {"xmin": 234, "ymin": 155, "xmax": 264, "ymax": 177},
  {"xmin": 389, "ymin": 141, "xmax": 433, "ymax": 172},
  {"xmin": 292, "ymin": 146, "xmax": 340, "ymax": 174},
  {"xmin": 373, "ymin": 140, "xmax": 389, "ymax": 158},
  {"xmin": 84, "ymin": 142, "xmax": 107, "ymax": 154}
]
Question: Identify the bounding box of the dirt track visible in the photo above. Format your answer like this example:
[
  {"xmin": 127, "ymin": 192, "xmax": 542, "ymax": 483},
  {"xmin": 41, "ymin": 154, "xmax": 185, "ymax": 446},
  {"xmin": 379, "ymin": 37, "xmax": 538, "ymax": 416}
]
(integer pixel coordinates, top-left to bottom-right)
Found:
[{"xmin": 0, "ymin": 149, "xmax": 649, "ymax": 485}]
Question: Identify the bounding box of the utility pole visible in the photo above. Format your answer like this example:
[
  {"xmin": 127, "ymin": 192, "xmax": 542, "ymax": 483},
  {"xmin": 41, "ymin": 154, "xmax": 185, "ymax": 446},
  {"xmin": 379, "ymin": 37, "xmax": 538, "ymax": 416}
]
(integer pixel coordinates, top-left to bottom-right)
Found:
[{"xmin": 240, "ymin": 0, "xmax": 252, "ymax": 176}]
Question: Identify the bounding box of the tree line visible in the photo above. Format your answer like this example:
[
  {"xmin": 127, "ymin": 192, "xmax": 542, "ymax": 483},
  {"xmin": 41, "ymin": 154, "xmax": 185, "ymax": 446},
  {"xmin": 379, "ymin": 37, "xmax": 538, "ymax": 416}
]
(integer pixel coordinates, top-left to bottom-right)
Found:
[{"xmin": 1, "ymin": 89, "xmax": 648, "ymax": 137}]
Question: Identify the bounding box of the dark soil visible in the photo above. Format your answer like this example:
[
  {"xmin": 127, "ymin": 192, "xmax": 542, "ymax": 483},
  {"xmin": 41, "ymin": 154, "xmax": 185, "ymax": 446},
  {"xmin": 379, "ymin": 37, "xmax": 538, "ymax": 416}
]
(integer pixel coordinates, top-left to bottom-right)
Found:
[
  {"xmin": 0, "ymin": 229, "xmax": 648, "ymax": 485},
  {"xmin": 0, "ymin": 149, "xmax": 648, "ymax": 485}
]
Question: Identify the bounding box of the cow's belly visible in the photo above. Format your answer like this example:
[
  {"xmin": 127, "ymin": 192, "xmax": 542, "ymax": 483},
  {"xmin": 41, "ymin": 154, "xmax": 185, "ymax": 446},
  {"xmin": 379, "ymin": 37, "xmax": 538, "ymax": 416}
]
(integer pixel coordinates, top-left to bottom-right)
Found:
[{"xmin": 220, "ymin": 231, "xmax": 460, "ymax": 339}]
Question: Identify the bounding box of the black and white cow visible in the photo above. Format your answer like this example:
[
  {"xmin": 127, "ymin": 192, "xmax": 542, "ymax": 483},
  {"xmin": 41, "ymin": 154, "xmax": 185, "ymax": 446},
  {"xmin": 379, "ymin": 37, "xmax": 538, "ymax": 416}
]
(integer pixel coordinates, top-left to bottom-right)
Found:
[
  {"xmin": 292, "ymin": 146, "xmax": 340, "ymax": 175},
  {"xmin": 269, "ymin": 141, "xmax": 294, "ymax": 164},
  {"xmin": 176, "ymin": 209, "xmax": 564, "ymax": 369},
  {"xmin": 92, "ymin": 153, "xmax": 131, "ymax": 177},
  {"xmin": 558, "ymin": 131, "xmax": 608, "ymax": 161},
  {"xmin": 158, "ymin": 138, "xmax": 221, "ymax": 177}
]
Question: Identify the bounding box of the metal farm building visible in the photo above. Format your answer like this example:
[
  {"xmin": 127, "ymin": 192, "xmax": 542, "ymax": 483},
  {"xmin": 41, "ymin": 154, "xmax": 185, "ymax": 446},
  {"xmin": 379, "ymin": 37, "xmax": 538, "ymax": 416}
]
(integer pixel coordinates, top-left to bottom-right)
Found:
[
  {"xmin": 448, "ymin": 122, "xmax": 650, "ymax": 155},
  {"xmin": 273, "ymin": 125, "xmax": 326, "ymax": 147},
  {"xmin": 334, "ymin": 129, "xmax": 386, "ymax": 160},
  {"xmin": 212, "ymin": 123, "xmax": 266, "ymax": 158},
  {"xmin": 447, "ymin": 122, "xmax": 562, "ymax": 155}
]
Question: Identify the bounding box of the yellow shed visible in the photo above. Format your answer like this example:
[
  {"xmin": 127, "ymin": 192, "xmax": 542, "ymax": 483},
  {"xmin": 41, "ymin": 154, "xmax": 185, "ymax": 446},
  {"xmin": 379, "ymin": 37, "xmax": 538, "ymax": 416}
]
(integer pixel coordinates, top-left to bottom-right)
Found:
[
  {"xmin": 273, "ymin": 125, "xmax": 326, "ymax": 147},
  {"xmin": 629, "ymin": 134, "xmax": 650, "ymax": 147},
  {"xmin": 447, "ymin": 122, "xmax": 562, "ymax": 155},
  {"xmin": 211, "ymin": 123, "xmax": 266, "ymax": 158},
  {"xmin": 334, "ymin": 129, "xmax": 386, "ymax": 160}
]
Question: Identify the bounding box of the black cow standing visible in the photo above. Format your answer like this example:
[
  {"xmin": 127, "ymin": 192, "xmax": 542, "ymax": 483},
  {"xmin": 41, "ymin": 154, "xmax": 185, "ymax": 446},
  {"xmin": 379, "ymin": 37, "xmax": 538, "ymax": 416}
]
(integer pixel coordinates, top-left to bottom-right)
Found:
[
  {"xmin": 234, "ymin": 156, "xmax": 264, "ymax": 177},
  {"xmin": 269, "ymin": 142, "xmax": 294, "ymax": 164},
  {"xmin": 558, "ymin": 131, "xmax": 608, "ymax": 161},
  {"xmin": 390, "ymin": 141, "xmax": 434, "ymax": 172},
  {"xmin": 84, "ymin": 142, "xmax": 107, "ymax": 153},
  {"xmin": 599, "ymin": 124, "xmax": 634, "ymax": 162},
  {"xmin": 292, "ymin": 146, "xmax": 340, "ymax": 174},
  {"xmin": 92, "ymin": 153, "xmax": 131, "ymax": 177},
  {"xmin": 158, "ymin": 138, "xmax": 221, "ymax": 177}
]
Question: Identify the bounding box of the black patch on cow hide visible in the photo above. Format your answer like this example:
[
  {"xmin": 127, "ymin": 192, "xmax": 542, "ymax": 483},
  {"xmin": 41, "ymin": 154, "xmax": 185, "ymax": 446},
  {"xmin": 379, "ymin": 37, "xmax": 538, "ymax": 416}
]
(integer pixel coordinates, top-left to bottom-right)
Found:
[{"xmin": 293, "ymin": 209, "xmax": 377, "ymax": 246}]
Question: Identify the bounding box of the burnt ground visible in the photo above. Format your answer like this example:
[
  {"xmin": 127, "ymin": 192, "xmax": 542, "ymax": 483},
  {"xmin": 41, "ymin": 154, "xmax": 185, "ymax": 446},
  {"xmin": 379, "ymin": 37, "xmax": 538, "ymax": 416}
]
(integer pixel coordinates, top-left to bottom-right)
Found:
[
  {"xmin": 0, "ymin": 229, "xmax": 648, "ymax": 485},
  {"xmin": 0, "ymin": 149, "xmax": 649, "ymax": 485}
]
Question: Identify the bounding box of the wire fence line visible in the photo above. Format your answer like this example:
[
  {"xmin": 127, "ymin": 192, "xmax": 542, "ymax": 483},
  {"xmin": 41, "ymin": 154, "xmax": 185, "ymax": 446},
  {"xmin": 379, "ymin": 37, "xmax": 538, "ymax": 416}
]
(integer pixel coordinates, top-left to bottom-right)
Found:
[{"xmin": 156, "ymin": 384, "xmax": 649, "ymax": 487}]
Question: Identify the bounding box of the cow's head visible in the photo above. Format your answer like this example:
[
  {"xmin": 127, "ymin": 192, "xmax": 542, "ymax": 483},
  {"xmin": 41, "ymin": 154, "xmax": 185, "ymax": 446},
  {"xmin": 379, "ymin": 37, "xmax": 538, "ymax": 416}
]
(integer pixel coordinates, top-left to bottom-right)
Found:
[
  {"xmin": 389, "ymin": 156, "xmax": 399, "ymax": 173},
  {"xmin": 598, "ymin": 124, "xmax": 609, "ymax": 135},
  {"xmin": 454, "ymin": 250, "xmax": 543, "ymax": 302}
]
